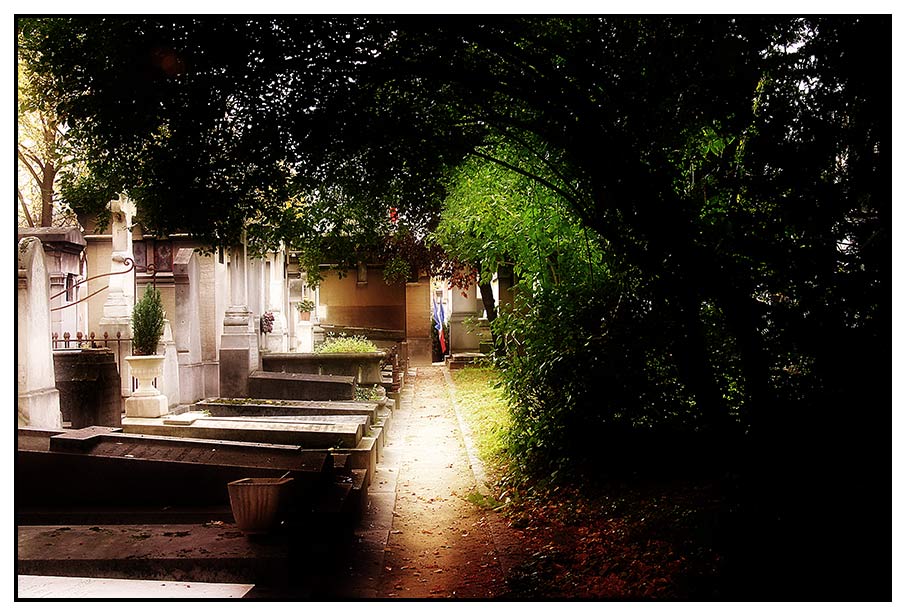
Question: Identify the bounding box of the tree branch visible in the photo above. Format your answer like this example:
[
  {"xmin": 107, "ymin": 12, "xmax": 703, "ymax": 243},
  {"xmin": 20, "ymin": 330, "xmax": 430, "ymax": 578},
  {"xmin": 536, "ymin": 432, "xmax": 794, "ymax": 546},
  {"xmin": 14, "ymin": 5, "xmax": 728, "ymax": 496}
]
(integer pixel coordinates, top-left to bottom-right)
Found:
[
  {"xmin": 17, "ymin": 146, "xmax": 44, "ymax": 185},
  {"xmin": 17, "ymin": 188, "xmax": 36, "ymax": 227},
  {"xmin": 469, "ymin": 147, "xmax": 584, "ymax": 213}
]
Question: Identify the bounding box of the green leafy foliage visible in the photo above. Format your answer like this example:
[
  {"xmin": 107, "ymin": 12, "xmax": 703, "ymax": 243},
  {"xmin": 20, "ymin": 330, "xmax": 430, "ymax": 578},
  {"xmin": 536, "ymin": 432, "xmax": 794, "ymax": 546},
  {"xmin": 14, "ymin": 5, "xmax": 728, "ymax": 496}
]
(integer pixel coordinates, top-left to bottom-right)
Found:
[
  {"xmin": 131, "ymin": 284, "xmax": 165, "ymax": 355},
  {"xmin": 314, "ymin": 334, "xmax": 378, "ymax": 354}
]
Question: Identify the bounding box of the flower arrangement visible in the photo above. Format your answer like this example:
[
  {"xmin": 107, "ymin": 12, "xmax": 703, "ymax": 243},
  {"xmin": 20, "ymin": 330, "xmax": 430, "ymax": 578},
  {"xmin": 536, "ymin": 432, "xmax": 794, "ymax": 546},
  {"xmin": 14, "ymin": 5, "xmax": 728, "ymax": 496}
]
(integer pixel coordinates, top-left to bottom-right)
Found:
[{"xmin": 260, "ymin": 311, "xmax": 275, "ymax": 334}]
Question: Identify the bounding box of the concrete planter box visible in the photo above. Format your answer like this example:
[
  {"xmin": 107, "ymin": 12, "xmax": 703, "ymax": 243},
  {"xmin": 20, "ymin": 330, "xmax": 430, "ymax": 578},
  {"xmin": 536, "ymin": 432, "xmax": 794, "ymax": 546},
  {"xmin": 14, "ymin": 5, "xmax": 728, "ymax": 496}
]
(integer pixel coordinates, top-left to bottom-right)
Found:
[
  {"xmin": 262, "ymin": 352, "xmax": 387, "ymax": 387},
  {"xmin": 228, "ymin": 477, "xmax": 294, "ymax": 534}
]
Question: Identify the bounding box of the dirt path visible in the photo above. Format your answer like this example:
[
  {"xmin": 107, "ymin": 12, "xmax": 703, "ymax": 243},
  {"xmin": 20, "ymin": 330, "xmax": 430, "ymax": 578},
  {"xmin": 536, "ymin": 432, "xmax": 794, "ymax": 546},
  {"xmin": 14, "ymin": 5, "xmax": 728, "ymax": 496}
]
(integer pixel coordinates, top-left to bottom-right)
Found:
[{"xmin": 374, "ymin": 366, "xmax": 521, "ymax": 599}]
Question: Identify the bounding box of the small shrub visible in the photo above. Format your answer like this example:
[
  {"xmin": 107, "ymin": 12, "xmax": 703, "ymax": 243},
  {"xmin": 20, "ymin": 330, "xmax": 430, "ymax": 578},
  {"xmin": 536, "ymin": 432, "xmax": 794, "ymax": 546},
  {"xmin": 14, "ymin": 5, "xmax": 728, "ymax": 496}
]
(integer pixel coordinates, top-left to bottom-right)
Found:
[
  {"xmin": 355, "ymin": 385, "xmax": 382, "ymax": 401},
  {"xmin": 315, "ymin": 333, "xmax": 378, "ymax": 354},
  {"xmin": 131, "ymin": 284, "xmax": 165, "ymax": 355}
]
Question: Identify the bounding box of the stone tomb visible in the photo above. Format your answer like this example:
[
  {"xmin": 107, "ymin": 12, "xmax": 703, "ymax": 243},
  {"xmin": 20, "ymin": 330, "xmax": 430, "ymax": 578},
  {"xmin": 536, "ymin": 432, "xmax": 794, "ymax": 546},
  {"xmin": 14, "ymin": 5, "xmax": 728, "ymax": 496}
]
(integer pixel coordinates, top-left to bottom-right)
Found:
[
  {"xmin": 123, "ymin": 414, "xmax": 363, "ymax": 449},
  {"xmin": 262, "ymin": 352, "xmax": 387, "ymax": 388},
  {"xmin": 16, "ymin": 426, "xmax": 332, "ymax": 510},
  {"xmin": 248, "ymin": 371, "xmax": 356, "ymax": 401}
]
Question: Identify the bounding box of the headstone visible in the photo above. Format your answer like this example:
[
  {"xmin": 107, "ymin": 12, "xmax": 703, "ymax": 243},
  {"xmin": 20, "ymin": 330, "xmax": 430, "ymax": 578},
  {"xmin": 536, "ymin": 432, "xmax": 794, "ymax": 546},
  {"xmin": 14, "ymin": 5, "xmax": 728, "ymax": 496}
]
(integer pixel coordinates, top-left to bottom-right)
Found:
[{"xmin": 18, "ymin": 237, "xmax": 62, "ymax": 428}]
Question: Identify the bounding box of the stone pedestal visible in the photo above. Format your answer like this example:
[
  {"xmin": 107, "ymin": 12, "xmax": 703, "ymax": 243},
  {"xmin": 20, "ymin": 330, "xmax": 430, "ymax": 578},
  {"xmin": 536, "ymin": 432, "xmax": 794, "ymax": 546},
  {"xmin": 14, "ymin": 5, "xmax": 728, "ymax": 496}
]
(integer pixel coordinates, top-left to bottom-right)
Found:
[
  {"xmin": 18, "ymin": 237, "xmax": 62, "ymax": 429},
  {"xmin": 263, "ymin": 311, "xmax": 288, "ymax": 353}
]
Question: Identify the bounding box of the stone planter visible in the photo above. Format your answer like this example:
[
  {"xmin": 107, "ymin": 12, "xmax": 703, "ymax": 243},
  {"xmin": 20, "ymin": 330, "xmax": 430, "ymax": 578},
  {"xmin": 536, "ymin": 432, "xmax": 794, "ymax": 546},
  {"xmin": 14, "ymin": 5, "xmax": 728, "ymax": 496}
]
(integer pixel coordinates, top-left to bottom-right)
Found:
[
  {"xmin": 227, "ymin": 477, "xmax": 293, "ymax": 534},
  {"xmin": 124, "ymin": 355, "xmax": 168, "ymax": 418}
]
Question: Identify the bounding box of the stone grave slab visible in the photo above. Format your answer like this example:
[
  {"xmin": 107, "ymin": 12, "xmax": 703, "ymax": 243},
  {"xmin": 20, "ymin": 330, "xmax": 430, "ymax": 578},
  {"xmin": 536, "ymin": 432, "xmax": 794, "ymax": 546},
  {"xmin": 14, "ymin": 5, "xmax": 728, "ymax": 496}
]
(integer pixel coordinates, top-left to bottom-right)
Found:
[{"xmin": 123, "ymin": 416, "xmax": 362, "ymax": 449}]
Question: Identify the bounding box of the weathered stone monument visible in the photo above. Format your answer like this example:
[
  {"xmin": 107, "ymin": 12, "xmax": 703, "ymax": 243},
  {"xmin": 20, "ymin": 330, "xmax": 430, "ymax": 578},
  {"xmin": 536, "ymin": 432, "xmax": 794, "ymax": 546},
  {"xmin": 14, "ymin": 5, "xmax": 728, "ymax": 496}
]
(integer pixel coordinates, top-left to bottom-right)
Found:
[
  {"xmin": 173, "ymin": 247, "xmax": 204, "ymax": 404},
  {"xmin": 18, "ymin": 237, "xmax": 62, "ymax": 429},
  {"xmin": 97, "ymin": 197, "xmax": 137, "ymax": 400},
  {"xmin": 220, "ymin": 241, "xmax": 258, "ymax": 397},
  {"xmin": 17, "ymin": 227, "xmax": 87, "ymax": 339},
  {"xmin": 448, "ymin": 274, "xmax": 483, "ymax": 353},
  {"xmin": 158, "ymin": 320, "xmax": 181, "ymax": 409},
  {"xmin": 264, "ymin": 252, "xmax": 289, "ymax": 353},
  {"xmin": 405, "ymin": 275, "xmax": 433, "ymax": 366}
]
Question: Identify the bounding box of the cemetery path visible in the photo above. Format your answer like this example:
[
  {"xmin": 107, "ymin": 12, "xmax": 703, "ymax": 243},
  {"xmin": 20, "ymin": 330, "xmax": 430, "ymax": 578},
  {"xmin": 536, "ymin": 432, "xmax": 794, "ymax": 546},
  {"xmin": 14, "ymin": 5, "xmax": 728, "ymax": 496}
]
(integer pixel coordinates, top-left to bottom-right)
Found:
[{"xmin": 371, "ymin": 365, "xmax": 528, "ymax": 599}]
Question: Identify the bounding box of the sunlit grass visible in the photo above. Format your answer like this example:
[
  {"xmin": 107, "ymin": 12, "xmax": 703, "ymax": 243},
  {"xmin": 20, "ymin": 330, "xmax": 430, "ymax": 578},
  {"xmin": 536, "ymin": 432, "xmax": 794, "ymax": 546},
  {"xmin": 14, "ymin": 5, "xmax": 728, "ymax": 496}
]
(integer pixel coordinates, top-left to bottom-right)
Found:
[{"xmin": 450, "ymin": 366, "xmax": 511, "ymax": 476}]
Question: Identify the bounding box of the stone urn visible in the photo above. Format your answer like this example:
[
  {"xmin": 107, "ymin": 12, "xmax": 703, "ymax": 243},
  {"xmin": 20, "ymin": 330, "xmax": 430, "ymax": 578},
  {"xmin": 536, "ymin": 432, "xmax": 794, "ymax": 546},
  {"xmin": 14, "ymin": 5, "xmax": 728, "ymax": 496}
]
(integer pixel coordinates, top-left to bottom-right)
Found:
[{"xmin": 124, "ymin": 355, "xmax": 168, "ymax": 417}]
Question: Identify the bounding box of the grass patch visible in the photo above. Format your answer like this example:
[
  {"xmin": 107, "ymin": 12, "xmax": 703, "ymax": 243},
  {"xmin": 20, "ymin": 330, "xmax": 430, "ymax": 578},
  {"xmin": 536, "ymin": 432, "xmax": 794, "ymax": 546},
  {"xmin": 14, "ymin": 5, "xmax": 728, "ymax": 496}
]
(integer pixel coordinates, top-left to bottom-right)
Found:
[{"xmin": 450, "ymin": 366, "xmax": 511, "ymax": 476}]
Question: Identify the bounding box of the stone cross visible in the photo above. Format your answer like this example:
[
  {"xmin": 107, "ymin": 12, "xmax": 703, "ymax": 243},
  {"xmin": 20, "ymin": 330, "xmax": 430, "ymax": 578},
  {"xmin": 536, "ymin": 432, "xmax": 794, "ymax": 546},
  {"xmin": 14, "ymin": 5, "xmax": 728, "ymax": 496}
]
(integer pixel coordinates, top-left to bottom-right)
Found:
[{"xmin": 17, "ymin": 237, "xmax": 62, "ymax": 428}]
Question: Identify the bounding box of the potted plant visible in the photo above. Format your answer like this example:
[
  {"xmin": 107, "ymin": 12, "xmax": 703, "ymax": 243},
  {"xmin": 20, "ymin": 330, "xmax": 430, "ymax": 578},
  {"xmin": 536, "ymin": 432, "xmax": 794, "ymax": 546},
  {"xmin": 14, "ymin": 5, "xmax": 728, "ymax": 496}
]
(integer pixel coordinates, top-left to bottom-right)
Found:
[
  {"xmin": 125, "ymin": 284, "xmax": 168, "ymax": 417},
  {"xmin": 296, "ymin": 298, "xmax": 315, "ymax": 320},
  {"xmin": 228, "ymin": 476, "xmax": 294, "ymax": 535}
]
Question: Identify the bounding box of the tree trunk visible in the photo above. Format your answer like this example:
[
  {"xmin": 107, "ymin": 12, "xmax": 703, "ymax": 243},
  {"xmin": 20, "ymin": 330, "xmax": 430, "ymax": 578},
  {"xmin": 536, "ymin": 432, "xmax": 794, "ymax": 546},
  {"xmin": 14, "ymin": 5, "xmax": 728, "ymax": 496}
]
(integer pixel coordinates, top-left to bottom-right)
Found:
[
  {"xmin": 477, "ymin": 279, "xmax": 500, "ymax": 352},
  {"xmin": 478, "ymin": 280, "xmax": 497, "ymax": 323},
  {"xmin": 40, "ymin": 161, "xmax": 56, "ymax": 227}
]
